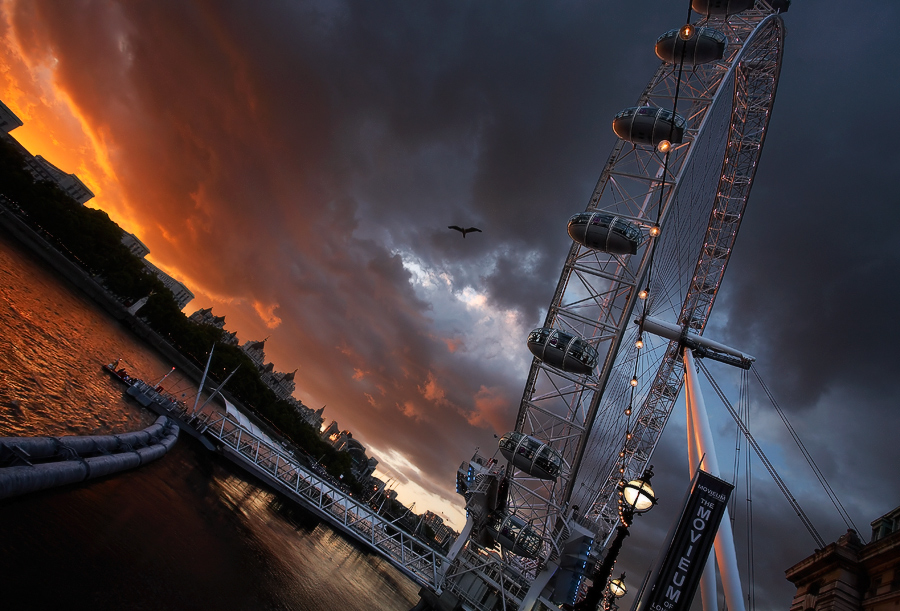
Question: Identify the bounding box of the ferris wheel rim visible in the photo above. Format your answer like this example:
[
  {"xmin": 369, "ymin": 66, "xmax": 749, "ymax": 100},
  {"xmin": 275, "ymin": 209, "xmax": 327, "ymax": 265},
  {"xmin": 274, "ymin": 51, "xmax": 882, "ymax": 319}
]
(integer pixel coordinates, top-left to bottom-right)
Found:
[
  {"xmin": 583, "ymin": 12, "xmax": 786, "ymax": 543},
  {"xmin": 439, "ymin": 9, "xmax": 788, "ymax": 610},
  {"xmin": 504, "ymin": 12, "xmax": 786, "ymax": 552}
]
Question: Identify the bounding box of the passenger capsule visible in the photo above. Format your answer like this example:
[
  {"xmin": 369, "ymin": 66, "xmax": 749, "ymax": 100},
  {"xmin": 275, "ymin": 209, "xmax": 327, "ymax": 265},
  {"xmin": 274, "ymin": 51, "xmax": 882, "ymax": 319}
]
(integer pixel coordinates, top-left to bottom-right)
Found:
[
  {"xmin": 612, "ymin": 107, "xmax": 686, "ymax": 147},
  {"xmin": 498, "ymin": 431, "xmax": 563, "ymax": 480},
  {"xmin": 691, "ymin": 0, "xmax": 753, "ymax": 16},
  {"xmin": 485, "ymin": 510, "xmax": 543, "ymax": 559},
  {"xmin": 655, "ymin": 27, "xmax": 726, "ymax": 66},
  {"xmin": 567, "ymin": 212, "xmax": 642, "ymax": 255},
  {"xmin": 527, "ymin": 328, "xmax": 599, "ymax": 375}
]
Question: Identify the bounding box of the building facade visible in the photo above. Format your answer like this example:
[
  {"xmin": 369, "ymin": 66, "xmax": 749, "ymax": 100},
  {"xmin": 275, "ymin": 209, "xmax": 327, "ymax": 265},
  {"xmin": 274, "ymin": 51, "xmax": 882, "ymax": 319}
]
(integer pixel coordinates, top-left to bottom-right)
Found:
[
  {"xmin": 142, "ymin": 259, "xmax": 194, "ymax": 310},
  {"xmin": 0, "ymin": 99, "xmax": 23, "ymax": 133},
  {"xmin": 121, "ymin": 232, "xmax": 151, "ymax": 258},
  {"xmin": 28, "ymin": 155, "xmax": 94, "ymax": 205},
  {"xmin": 786, "ymin": 505, "xmax": 900, "ymax": 611}
]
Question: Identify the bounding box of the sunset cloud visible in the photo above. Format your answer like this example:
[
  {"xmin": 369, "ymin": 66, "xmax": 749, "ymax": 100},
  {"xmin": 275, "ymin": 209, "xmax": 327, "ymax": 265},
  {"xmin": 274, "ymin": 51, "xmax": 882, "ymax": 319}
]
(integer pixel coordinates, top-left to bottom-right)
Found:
[{"xmin": 1, "ymin": 2, "xmax": 898, "ymax": 605}]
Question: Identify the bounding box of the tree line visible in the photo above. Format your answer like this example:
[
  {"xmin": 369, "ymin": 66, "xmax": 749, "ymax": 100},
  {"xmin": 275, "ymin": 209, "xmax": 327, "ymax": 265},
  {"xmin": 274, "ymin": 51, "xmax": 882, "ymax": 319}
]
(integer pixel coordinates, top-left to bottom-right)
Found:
[{"xmin": 0, "ymin": 136, "xmax": 359, "ymax": 490}]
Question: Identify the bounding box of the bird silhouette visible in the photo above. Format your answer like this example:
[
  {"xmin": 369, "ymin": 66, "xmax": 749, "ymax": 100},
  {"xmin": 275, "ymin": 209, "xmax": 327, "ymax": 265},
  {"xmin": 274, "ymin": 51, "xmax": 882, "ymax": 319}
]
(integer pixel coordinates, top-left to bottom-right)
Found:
[{"xmin": 448, "ymin": 225, "xmax": 482, "ymax": 238}]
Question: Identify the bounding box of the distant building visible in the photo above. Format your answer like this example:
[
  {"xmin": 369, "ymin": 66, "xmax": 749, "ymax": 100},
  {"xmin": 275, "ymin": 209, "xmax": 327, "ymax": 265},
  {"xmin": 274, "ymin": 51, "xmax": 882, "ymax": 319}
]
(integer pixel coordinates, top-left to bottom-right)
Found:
[
  {"xmin": 241, "ymin": 339, "xmax": 268, "ymax": 369},
  {"xmin": 188, "ymin": 307, "xmax": 238, "ymax": 345},
  {"xmin": 142, "ymin": 259, "xmax": 194, "ymax": 310},
  {"xmin": 287, "ymin": 397, "xmax": 322, "ymax": 430},
  {"xmin": 320, "ymin": 420, "xmax": 379, "ymax": 480},
  {"xmin": 321, "ymin": 420, "xmax": 340, "ymax": 442},
  {"xmin": 0, "ymin": 99, "xmax": 23, "ymax": 133},
  {"xmin": 27, "ymin": 155, "xmax": 94, "ymax": 205},
  {"xmin": 0, "ymin": 98, "xmax": 92, "ymax": 205},
  {"xmin": 786, "ymin": 504, "xmax": 900, "ymax": 610},
  {"xmin": 121, "ymin": 232, "xmax": 150, "ymax": 258},
  {"xmin": 189, "ymin": 307, "xmax": 227, "ymax": 329},
  {"xmin": 263, "ymin": 368, "xmax": 296, "ymax": 401}
]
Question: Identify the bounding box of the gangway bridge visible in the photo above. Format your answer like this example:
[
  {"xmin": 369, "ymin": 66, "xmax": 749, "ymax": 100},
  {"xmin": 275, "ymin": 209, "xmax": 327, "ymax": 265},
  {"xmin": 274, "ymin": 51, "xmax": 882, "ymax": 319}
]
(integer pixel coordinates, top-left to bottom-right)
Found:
[{"xmin": 158, "ymin": 397, "xmax": 448, "ymax": 591}]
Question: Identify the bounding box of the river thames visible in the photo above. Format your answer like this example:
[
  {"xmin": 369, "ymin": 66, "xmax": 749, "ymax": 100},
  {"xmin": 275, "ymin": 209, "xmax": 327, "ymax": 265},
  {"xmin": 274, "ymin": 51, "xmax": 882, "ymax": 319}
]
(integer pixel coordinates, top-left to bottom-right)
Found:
[{"xmin": 0, "ymin": 228, "xmax": 420, "ymax": 610}]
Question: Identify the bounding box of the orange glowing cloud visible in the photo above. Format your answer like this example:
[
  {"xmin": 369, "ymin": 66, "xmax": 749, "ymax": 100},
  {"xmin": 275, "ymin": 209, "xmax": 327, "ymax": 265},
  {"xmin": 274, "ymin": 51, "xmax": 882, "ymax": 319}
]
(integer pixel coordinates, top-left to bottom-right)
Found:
[
  {"xmin": 467, "ymin": 385, "xmax": 509, "ymax": 433},
  {"xmin": 418, "ymin": 371, "xmax": 447, "ymax": 405},
  {"xmin": 252, "ymin": 300, "xmax": 282, "ymax": 329}
]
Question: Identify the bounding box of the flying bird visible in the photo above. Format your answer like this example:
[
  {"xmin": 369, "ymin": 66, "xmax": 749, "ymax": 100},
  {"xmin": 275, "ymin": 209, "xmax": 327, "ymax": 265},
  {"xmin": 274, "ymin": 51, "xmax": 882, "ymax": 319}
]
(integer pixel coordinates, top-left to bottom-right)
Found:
[{"xmin": 448, "ymin": 225, "xmax": 482, "ymax": 238}]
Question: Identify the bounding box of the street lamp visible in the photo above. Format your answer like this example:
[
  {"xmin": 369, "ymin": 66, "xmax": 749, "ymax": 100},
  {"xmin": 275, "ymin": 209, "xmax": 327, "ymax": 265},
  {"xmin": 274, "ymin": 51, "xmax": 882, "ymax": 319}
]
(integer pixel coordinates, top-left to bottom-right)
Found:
[
  {"xmin": 609, "ymin": 573, "xmax": 627, "ymax": 598},
  {"xmin": 574, "ymin": 467, "xmax": 657, "ymax": 610},
  {"xmin": 621, "ymin": 466, "xmax": 657, "ymax": 517}
]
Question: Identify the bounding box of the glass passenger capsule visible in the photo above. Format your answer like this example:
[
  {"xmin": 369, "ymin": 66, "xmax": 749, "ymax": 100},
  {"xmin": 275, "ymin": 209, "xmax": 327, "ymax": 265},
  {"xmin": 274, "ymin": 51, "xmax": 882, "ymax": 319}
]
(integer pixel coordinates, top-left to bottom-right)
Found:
[
  {"xmin": 567, "ymin": 212, "xmax": 642, "ymax": 255},
  {"xmin": 655, "ymin": 27, "xmax": 726, "ymax": 66},
  {"xmin": 498, "ymin": 431, "xmax": 563, "ymax": 480},
  {"xmin": 691, "ymin": 0, "xmax": 753, "ymax": 16},
  {"xmin": 612, "ymin": 107, "xmax": 686, "ymax": 147},
  {"xmin": 527, "ymin": 327, "xmax": 599, "ymax": 376},
  {"xmin": 485, "ymin": 510, "xmax": 543, "ymax": 559}
]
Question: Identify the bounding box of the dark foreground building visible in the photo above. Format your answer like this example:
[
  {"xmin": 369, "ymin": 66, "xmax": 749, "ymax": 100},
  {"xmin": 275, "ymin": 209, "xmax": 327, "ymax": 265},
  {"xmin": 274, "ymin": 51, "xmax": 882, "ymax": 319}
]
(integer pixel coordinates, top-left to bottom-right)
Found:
[{"xmin": 786, "ymin": 505, "xmax": 900, "ymax": 610}]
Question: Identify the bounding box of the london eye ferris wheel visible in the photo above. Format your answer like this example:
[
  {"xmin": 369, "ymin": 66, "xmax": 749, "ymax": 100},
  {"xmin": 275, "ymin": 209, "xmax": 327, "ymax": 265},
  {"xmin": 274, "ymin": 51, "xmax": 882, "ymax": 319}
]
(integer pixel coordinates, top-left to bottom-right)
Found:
[{"xmin": 441, "ymin": 1, "xmax": 787, "ymax": 610}]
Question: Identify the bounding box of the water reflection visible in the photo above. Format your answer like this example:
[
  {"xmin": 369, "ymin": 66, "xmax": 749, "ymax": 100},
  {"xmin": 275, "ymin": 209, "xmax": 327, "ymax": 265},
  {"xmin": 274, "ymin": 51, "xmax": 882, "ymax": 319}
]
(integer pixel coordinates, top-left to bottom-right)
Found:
[{"xmin": 0, "ymin": 231, "xmax": 419, "ymax": 610}]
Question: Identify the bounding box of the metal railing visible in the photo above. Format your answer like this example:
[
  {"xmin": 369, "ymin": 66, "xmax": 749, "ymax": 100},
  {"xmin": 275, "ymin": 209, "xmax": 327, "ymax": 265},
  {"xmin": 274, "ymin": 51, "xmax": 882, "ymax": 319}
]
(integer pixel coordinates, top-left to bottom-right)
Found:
[{"xmin": 192, "ymin": 409, "xmax": 447, "ymax": 588}]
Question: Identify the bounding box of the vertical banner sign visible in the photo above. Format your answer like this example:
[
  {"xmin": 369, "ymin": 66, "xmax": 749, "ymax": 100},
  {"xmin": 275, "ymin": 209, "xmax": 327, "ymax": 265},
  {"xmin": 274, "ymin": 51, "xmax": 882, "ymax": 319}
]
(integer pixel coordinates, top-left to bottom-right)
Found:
[{"xmin": 642, "ymin": 470, "xmax": 733, "ymax": 611}]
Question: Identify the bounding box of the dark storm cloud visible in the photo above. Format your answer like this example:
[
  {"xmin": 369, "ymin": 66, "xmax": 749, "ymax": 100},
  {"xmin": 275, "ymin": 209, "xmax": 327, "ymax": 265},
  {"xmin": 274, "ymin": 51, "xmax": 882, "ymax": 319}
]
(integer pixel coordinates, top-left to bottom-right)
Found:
[{"xmin": 5, "ymin": 0, "xmax": 900, "ymax": 605}]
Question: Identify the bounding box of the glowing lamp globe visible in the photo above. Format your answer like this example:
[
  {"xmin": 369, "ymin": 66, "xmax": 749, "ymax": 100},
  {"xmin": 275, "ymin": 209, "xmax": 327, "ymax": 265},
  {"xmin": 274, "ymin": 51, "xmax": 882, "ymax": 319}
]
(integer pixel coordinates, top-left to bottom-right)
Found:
[
  {"xmin": 622, "ymin": 467, "xmax": 656, "ymax": 514},
  {"xmin": 609, "ymin": 573, "xmax": 627, "ymax": 598},
  {"xmin": 657, "ymin": 139, "xmax": 672, "ymax": 153}
]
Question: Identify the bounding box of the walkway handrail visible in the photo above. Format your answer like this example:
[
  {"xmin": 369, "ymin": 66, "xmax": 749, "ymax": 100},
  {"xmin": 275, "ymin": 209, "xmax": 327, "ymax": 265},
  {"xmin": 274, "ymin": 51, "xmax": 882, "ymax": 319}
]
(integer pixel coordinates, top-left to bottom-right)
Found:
[{"xmin": 197, "ymin": 410, "xmax": 447, "ymax": 588}]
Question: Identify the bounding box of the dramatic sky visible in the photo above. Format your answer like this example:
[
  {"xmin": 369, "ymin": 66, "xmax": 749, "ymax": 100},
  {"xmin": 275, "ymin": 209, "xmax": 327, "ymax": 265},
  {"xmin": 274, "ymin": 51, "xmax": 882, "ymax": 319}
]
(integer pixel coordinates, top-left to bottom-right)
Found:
[{"xmin": 2, "ymin": 0, "xmax": 898, "ymax": 607}]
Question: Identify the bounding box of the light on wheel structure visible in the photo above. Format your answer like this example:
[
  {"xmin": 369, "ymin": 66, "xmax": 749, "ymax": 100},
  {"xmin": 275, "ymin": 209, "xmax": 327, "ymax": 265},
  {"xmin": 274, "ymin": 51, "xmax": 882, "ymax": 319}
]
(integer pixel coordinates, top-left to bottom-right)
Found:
[
  {"xmin": 657, "ymin": 139, "xmax": 671, "ymax": 153},
  {"xmin": 679, "ymin": 24, "xmax": 695, "ymax": 40}
]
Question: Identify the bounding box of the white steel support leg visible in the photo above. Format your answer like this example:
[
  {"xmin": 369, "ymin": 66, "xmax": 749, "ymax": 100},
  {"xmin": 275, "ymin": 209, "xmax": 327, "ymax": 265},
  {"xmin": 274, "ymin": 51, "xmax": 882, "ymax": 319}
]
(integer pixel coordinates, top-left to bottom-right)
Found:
[
  {"xmin": 520, "ymin": 561, "xmax": 559, "ymax": 611},
  {"xmin": 438, "ymin": 517, "xmax": 474, "ymax": 586},
  {"xmin": 684, "ymin": 350, "xmax": 746, "ymax": 611},
  {"xmin": 685, "ymin": 375, "xmax": 718, "ymax": 611}
]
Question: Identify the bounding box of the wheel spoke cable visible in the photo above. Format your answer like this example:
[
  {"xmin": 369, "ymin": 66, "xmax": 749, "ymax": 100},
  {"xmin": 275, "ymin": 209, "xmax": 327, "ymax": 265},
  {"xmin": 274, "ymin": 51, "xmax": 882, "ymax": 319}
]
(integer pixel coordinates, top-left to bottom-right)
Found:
[
  {"xmin": 696, "ymin": 358, "xmax": 826, "ymax": 549},
  {"xmin": 750, "ymin": 364, "xmax": 864, "ymax": 541}
]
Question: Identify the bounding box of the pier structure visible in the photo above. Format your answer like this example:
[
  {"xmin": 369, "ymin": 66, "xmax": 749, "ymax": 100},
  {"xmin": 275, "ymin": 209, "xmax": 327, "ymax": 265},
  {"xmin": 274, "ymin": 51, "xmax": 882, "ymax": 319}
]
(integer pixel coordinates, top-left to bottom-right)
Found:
[{"xmin": 139, "ymin": 391, "xmax": 449, "ymax": 588}]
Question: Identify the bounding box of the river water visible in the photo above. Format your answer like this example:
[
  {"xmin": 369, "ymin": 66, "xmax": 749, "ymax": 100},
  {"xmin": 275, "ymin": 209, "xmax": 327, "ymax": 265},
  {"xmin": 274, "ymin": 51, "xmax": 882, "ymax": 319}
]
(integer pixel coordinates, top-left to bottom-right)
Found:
[{"xmin": 0, "ymin": 229, "xmax": 420, "ymax": 610}]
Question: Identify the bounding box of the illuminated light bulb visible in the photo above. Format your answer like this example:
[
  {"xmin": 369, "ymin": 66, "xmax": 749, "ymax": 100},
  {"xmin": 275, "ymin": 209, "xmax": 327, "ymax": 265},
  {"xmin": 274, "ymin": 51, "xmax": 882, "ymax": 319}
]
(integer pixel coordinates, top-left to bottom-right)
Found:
[
  {"xmin": 638, "ymin": 288, "xmax": 649, "ymax": 300},
  {"xmin": 619, "ymin": 451, "xmax": 625, "ymax": 457},
  {"xmin": 630, "ymin": 376, "xmax": 638, "ymax": 387},
  {"xmin": 679, "ymin": 24, "xmax": 696, "ymax": 40},
  {"xmin": 649, "ymin": 226, "xmax": 661, "ymax": 237},
  {"xmin": 635, "ymin": 338, "xmax": 644, "ymax": 349},
  {"xmin": 657, "ymin": 139, "xmax": 671, "ymax": 153},
  {"xmin": 625, "ymin": 408, "xmax": 632, "ymax": 416}
]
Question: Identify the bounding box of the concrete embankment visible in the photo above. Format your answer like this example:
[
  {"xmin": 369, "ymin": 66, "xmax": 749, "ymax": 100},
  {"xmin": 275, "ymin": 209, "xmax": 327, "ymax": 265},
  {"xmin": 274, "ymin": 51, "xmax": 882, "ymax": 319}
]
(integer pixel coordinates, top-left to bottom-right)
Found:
[{"xmin": 0, "ymin": 416, "xmax": 179, "ymax": 500}]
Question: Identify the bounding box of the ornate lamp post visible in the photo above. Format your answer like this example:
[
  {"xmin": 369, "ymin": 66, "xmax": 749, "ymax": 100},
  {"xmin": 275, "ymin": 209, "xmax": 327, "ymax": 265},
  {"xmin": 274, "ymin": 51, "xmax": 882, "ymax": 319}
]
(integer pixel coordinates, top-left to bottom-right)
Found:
[
  {"xmin": 608, "ymin": 573, "xmax": 627, "ymax": 599},
  {"xmin": 603, "ymin": 573, "xmax": 627, "ymax": 611},
  {"xmin": 574, "ymin": 467, "xmax": 656, "ymax": 611}
]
